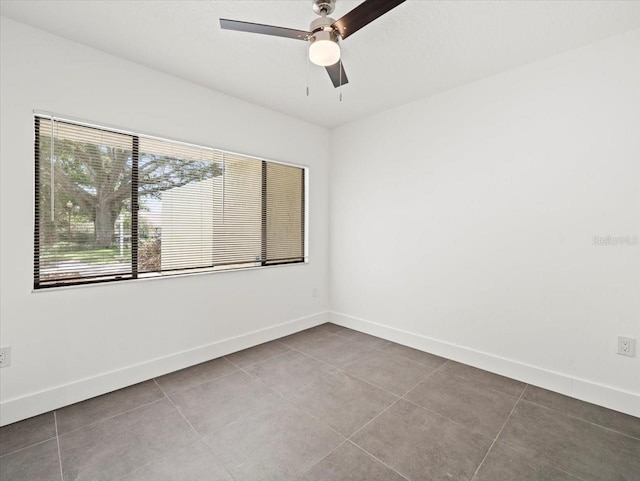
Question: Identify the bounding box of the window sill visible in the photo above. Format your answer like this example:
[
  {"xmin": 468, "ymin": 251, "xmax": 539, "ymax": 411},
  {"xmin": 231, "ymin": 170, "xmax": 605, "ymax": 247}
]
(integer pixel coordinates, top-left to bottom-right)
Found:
[{"xmin": 32, "ymin": 259, "xmax": 309, "ymax": 293}]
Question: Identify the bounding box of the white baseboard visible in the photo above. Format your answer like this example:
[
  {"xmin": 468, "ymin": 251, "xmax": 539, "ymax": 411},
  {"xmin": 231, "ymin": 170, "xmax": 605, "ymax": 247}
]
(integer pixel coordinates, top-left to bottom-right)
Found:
[
  {"xmin": 0, "ymin": 311, "xmax": 329, "ymax": 426},
  {"xmin": 330, "ymin": 311, "xmax": 640, "ymax": 418}
]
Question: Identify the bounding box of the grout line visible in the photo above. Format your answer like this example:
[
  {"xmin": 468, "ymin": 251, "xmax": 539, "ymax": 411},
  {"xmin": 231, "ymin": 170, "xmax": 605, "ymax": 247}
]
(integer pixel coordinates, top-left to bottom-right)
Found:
[
  {"xmin": 491, "ymin": 441, "xmax": 588, "ymax": 481},
  {"xmin": 349, "ymin": 397, "xmax": 401, "ymax": 440},
  {"xmin": 53, "ymin": 412, "xmax": 65, "ymax": 481},
  {"xmin": 223, "ymin": 343, "xmax": 294, "ymax": 371},
  {"xmin": 334, "ymin": 343, "xmax": 378, "ymax": 366},
  {"xmin": 50, "ymin": 397, "xmax": 166, "ymax": 437},
  {"xmin": 283, "ymin": 342, "xmax": 355, "ymax": 371},
  {"xmin": 376, "ymin": 346, "xmax": 449, "ymax": 371},
  {"xmin": 395, "ymin": 363, "xmax": 527, "ymax": 439},
  {"xmin": 278, "ymin": 326, "xmax": 343, "ymax": 348},
  {"xmin": 282, "ymin": 368, "xmax": 337, "ymax": 400},
  {"xmin": 517, "ymin": 395, "xmax": 640, "ymax": 442},
  {"xmin": 438, "ymin": 362, "xmax": 527, "ymax": 399},
  {"xmin": 286, "ymin": 344, "xmax": 345, "ymax": 370},
  {"xmin": 336, "ymin": 368, "xmax": 404, "ymax": 399},
  {"xmin": 347, "ymin": 440, "xmax": 411, "ymax": 481},
  {"xmin": 229, "ymin": 344, "xmax": 350, "ymax": 400},
  {"xmin": 345, "ymin": 368, "xmax": 440, "ymax": 479},
  {"xmin": 223, "ymin": 354, "xmax": 289, "ymax": 397},
  {"xmin": 221, "ymin": 355, "xmax": 253, "ymax": 374},
  {"xmin": 251, "ymin": 341, "xmax": 386, "ymax": 400},
  {"xmin": 111, "ymin": 439, "xmax": 202, "ymax": 481},
  {"xmin": 370, "ymin": 364, "xmax": 500, "ymax": 436},
  {"xmin": 286, "ymin": 346, "xmax": 405, "ymax": 398},
  {"xmin": 348, "ymin": 346, "xmax": 445, "ymax": 376},
  {"xmin": 284, "ymin": 399, "xmax": 348, "ymax": 440},
  {"xmin": 399, "ymin": 397, "xmax": 497, "ymax": 438},
  {"xmin": 297, "ymin": 439, "xmax": 349, "ymax": 474},
  {"xmin": 333, "ymin": 331, "xmax": 398, "ymax": 353},
  {"xmin": 199, "ymin": 440, "xmax": 241, "ymax": 481},
  {"xmin": 380, "ymin": 342, "xmax": 449, "ymax": 365},
  {"xmin": 330, "ymin": 326, "xmax": 450, "ymax": 371},
  {"xmin": 222, "ymin": 336, "xmax": 298, "ymax": 369},
  {"xmin": 182, "ymin": 358, "xmax": 290, "ymax": 437},
  {"xmin": 159, "ymin": 364, "xmax": 248, "ymax": 398},
  {"xmin": 333, "ymin": 329, "xmax": 386, "ymax": 344},
  {"xmin": 470, "ymin": 384, "xmax": 527, "ymax": 480},
  {"xmin": 347, "ymin": 363, "xmax": 436, "ymax": 441},
  {"xmin": 401, "ymin": 358, "xmax": 447, "ymax": 390},
  {"xmin": 290, "ymin": 339, "xmax": 449, "ymax": 403},
  {"xmin": 110, "ymin": 383, "xmax": 242, "ymax": 481},
  {"xmin": 0, "ymin": 436, "xmax": 57, "ymax": 458},
  {"xmin": 152, "ymin": 379, "xmax": 201, "ymax": 438}
]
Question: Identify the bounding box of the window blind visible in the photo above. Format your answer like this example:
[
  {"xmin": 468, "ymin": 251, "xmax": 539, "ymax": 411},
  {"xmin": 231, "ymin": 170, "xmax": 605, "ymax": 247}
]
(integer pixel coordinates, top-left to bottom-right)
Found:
[
  {"xmin": 265, "ymin": 162, "xmax": 305, "ymax": 264},
  {"xmin": 35, "ymin": 118, "xmax": 134, "ymax": 285},
  {"xmin": 34, "ymin": 115, "xmax": 306, "ymax": 288}
]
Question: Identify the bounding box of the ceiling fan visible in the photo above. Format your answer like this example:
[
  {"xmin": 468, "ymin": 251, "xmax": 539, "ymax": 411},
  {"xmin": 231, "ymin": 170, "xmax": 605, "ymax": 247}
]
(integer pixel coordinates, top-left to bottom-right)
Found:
[{"xmin": 220, "ymin": 0, "xmax": 406, "ymax": 88}]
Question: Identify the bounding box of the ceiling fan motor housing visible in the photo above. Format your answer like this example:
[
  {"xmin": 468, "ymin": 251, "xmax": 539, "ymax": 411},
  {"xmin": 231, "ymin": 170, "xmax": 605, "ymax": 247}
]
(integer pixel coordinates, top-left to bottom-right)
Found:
[
  {"xmin": 312, "ymin": 0, "xmax": 336, "ymax": 16},
  {"xmin": 309, "ymin": 17, "xmax": 335, "ymax": 37},
  {"xmin": 310, "ymin": 16, "xmax": 338, "ymax": 38}
]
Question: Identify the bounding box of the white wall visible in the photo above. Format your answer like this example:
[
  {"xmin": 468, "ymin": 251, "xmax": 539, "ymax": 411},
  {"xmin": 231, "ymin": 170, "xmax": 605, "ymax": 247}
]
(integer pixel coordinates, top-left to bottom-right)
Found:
[
  {"xmin": 330, "ymin": 29, "xmax": 640, "ymax": 416},
  {"xmin": 0, "ymin": 17, "xmax": 330, "ymax": 425}
]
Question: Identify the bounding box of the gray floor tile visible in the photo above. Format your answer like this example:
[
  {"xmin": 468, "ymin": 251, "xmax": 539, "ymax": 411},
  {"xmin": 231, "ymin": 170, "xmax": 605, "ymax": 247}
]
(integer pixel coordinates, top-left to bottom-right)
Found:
[
  {"xmin": 6, "ymin": 329, "xmax": 633, "ymax": 481},
  {"xmin": 381, "ymin": 342, "xmax": 447, "ymax": 368},
  {"xmin": 335, "ymin": 330, "xmax": 389, "ymax": 349},
  {"xmin": 203, "ymin": 402, "xmax": 344, "ymax": 481},
  {"xmin": 154, "ymin": 358, "xmax": 238, "ymax": 395},
  {"xmin": 351, "ymin": 399, "xmax": 492, "ymax": 481},
  {"xmin": 0, "ymin": 438, "xmax": 61, "ymax": 481},
  {"xmin": 0, "ymin": 412, "xmax": 56, "ymax": 456},
  {"xmin": 473, "ymin": 442, "xmax": 579, "ymax": 481},
  {"xmin": 343, "ymin": 350, "xmax": 433, "ymax": 396},
  {"xmin": 296, "ymin": 334, "xmax": 375, "ymax": 367},
  {"xmin": 321, "ymin": 323, "xmax": 348, "ymax": 334},
  {"xmin": 280, "ymin": 325, "xmax": 337, "ymax": 350},
  {"xmin": 291, "ymin": 371, "xmax": 397, "ymax": 436},
  {"xmin": 498, "ymin": 400, "xmax": 640, "ymax": 481},
  {"xmin": 405, "ymin": 369, "xmax": 518, "ymax": 437},
  {"xmin": 245, "ymin": 350, "xmax": 335, "ymax": 396},
  {"xmin": 225, "ymin": 339, "xmax": 290, "ymax": 368},
  {"xmin": 299, "ymin": 441, "xmax": 407, "ymax": 481},
  {"xmin": 170, "ymin": 370, "xmax": 281, "ymax": 436},
  {"xmin": 523, "ymin": 384, "xmax": 640, "ymax": 439},
  {"xmin": 56, "ymin": 381, "xmax": 164, "ymax": 435},
  {"xmin": 59, "ymin": 399, "xmax": 197, "ymax": 481},
  {"xmin": 120, "ymin": 440, "xmax": 234, "ymax": 481},
  {"xmin": 438, "ymin": 361, "xmax": 525, "ymax": 397}
]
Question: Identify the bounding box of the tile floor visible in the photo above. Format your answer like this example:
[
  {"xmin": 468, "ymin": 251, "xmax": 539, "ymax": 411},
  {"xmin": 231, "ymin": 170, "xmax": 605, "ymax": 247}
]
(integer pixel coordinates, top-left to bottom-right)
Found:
[{"xmin": 1, "ymin": 323, "xmax": 639, "ymax": 481}]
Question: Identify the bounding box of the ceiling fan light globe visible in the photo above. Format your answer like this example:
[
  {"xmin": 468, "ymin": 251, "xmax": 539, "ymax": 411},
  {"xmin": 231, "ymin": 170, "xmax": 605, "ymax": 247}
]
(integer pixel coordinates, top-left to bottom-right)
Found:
[{"xmin": 309, "ymin": 39, "xmax": 341, "ymax": 66}]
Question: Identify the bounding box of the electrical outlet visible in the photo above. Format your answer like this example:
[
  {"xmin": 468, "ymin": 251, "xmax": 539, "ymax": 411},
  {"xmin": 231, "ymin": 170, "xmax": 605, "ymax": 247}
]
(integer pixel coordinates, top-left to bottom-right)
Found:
[
  {"xmin": 617, "ymin": 337, "xmax": 636, "ymax": 357},
  {"xmin": 312, "ymin": 287, "xmax": 318, "ymax": 298},
  {"xmin": 0, "ymin": 346, "xmax": 11, "ymax": 368}
]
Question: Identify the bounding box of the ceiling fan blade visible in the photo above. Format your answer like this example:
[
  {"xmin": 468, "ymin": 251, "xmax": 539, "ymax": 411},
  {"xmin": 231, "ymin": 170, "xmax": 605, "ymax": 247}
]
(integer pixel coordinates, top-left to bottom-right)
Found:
[
  {"xmin": 326, "ymin": 60, "xmax": 349, "ymax": 88},
  {"xmin": 332, "ymin": 0, "xmax": 406, "ymax": 40},
  {"xmin": 220, "ymin": 19, "xmax": 310, "ymax": 41}
]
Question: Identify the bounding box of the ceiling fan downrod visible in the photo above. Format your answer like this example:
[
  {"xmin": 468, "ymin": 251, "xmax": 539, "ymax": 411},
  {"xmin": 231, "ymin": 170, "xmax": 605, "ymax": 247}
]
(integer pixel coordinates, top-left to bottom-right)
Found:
[{"xmin": 312, "ymin": 0, "xmax": 336, "ymax": 17}]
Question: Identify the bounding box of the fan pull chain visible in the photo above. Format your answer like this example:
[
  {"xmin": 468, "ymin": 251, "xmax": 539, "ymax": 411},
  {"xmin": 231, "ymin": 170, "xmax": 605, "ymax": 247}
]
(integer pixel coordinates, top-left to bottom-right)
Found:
[
  {"xmin": 339, "ymin": 59, "xmax": 343, "ymax": 102},
  {"xmin": 306, "ymin": 46, "xmax": 310, "ymax": 97}
]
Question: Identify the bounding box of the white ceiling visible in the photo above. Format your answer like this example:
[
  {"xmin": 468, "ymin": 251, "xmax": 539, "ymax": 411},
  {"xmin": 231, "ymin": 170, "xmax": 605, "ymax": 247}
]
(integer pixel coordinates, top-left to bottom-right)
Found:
[{"xmin": 2, "ymin": 1, "xmax": 640, "ymax": 127}]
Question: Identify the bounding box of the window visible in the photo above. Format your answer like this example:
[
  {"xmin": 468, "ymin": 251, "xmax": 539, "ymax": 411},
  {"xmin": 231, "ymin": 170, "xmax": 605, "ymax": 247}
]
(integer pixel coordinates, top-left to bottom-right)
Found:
[{"xmin": 34, "ymin": 115, "xmax": 306, "ymax": 289}]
